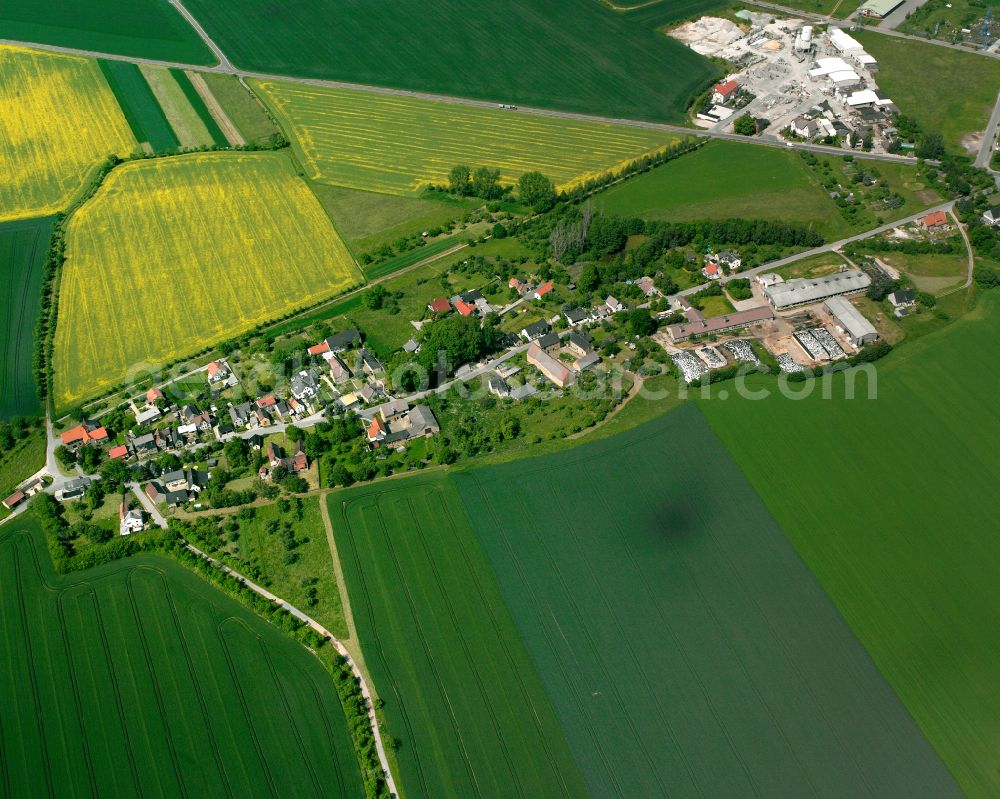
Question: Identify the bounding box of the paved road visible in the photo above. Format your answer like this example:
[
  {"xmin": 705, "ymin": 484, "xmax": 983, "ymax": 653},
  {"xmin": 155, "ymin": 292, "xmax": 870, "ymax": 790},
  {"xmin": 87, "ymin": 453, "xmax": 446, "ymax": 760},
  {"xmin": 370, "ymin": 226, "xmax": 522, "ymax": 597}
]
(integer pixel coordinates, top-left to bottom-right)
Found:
[
  {"xmin": 678, "ymin": 200, "xmax": 955, "ymax": 296},
  {"xmin": 167, "ymin": 0, "xmax": 231, "ymax": 70},
  {"xmin": 182, "ymin": 541, "xmax": 399, "ymax": 798},
  {"xmin": 132, "ymin": 482, "xmax": 169, "ymax": 527},
  {"xmin": 975, "ymin": 89, "xmax": 1000, "ymax": 169}
]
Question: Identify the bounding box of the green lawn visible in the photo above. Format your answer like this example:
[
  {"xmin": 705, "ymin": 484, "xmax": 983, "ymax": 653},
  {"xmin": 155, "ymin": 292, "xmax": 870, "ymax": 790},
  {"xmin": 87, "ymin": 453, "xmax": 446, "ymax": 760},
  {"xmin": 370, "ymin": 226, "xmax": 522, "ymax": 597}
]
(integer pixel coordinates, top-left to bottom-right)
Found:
[
  {"xmin": 183, "ymin": 0, "xmax": 720, "ymax": 123},
  {"xmin": 698, "ymin": 291, "xmax": 1000, "ymax": 799},
  {"xmin": 598, "ymin": 141, "xmax": 857, "ymax": 239},
  {"xmin": 328, "ymin": 474, "xmax": 588, "ymax": 799},
  {"xmin": 877, "ymin": 249, "xmax": 969, "ymax": 294},
  {"xmin": 772, "ymin": 251, "xmax": 851, "ymax": 279},
  {"xmin": 452, "ymin": 403, "xmax": 960, "ymax": 798},
  {"xmin": 0, "ymin": 216, "xmax": 51, "ymax": 419},
  {"xmin": 99, "ymin": 60, "xmax": 179, "ymax": 152},
  {"xmin": 0, "ymin": 0, "xmax": 214, "ymax": 63},
  {"xmin": 202, "ymin": 73, "xmax": 280, "ymax": 145},
  {"xmin": 0, "ymin": 515, "xmax": 364, "ymax": 798},
  {"xmin": 856, "ymin": 30, "xmax": 1000, "ymax": 154},
  {"xmin": 170, "ymin": 68, "xmax": 228, "ymax": 146},
  {"xmin": 0, "ymin": 428, "xmax": 45, "ymax": 514},
  {"xmin": 310, "ymin": 183, "xmax": 476, "ymax": 254}
]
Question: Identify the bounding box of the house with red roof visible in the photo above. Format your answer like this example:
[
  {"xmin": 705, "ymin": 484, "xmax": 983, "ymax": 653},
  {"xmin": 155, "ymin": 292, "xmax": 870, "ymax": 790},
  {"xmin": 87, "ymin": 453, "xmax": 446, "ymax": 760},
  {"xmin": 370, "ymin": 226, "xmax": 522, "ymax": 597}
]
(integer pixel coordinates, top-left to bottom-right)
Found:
[
  {"xmin": 2, "ymin": 491, "xmax": 25, "ymax": 511},
  {"xmin": 454, "ymin": 299, "xmax": 476, "ymax": 317},
  {"xmin": 367, "ymin": 415, "xmax": 386, "ymax": 443},
  {"xmin": 533, "ymin": 281, "xmax": 554, "ymax": 300},
  {"xmin": 921, "ymin": 210, "xmax": 948, "ymax": 231},
  {"xmin": 108, "ymin": 444, "xmax": 130, "ymax": 460},
  {"xmin": 702, "ymin": 263, "xmax": 721, "ymax": 280},
  {"xmin": 60, "ymin": 424, "xmax": 108, "ymax": 449},
  {"xmin": 712, "ymin": 80, "xmax": 739, "ymax": 104},
  {"xmin": 146, "ymin": 386, "xmax": 164, "ymax": 404},
  {"xmin": 428, "ymin": 297, "xmax": 451, "ymax": 314}
]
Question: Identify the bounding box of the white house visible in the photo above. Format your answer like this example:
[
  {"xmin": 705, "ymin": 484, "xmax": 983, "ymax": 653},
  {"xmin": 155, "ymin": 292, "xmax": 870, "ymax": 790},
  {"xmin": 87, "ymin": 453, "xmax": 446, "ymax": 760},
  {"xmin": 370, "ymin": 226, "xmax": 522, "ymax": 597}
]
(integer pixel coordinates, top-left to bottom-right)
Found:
[{"xmin": 983, "ymin": 206, "xmax": 1000, "ymax": 226}]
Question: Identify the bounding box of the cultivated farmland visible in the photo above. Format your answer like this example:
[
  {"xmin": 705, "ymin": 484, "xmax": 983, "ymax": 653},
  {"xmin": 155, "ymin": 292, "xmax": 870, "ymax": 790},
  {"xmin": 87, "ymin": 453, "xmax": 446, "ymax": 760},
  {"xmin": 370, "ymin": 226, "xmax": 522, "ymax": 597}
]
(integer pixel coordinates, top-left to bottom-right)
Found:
[
  {"xmin": 699, "ymin": 294, "xmax": 1000, "ymax": 798},
  {"xmin": 0, "ymin": 0, "xmax": 213, "ymax": 63},
  {"xmin": 187, "ymin": 0, "xmax": 719, "ymax": 122},
  {"xmin": 138, "ymin": 65, "xmax": 216, "ymax": 149},
  {"xmin": 254, "ymin": 81, "xmax": 679, "ymax": 195},
  {"xmin": 0, "ymin": 517, "xmax": 364, "ymax": 798},
  {"xmin": 99, "ymin": 60, "xmax": 180, "ymax": 153},
  {"xmin": 53, "ymin": 152, "xmax": 361, "ymax": 411},
  {"xmin": 330, "ymin": 474, "xmax": 588, "ymax": 799},
  {"xmin": 0, "ymin": 217, "xmax": 52, "ymax": 419},
  {"xmin": 0, "ymin": 46, "xmax": 136, "ymax": 222},
  {"xmin": 453, "ymin": 404, "xmax": 962, "ymax": 798}
]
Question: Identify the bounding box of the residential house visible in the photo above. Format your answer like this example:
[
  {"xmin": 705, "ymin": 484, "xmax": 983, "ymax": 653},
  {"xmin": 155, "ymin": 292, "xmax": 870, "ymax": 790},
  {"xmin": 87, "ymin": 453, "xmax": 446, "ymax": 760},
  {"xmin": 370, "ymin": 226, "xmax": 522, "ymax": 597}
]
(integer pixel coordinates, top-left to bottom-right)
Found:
[
  {"xmin": 520, "ymin": 320, "xmax": 551, "ymax": 341},
  {"xmin": 605, "ymin": 296, "xmax": 624, "ymax": 314},
  {"xmin": 454, "ymin": 298, "xmax": 476, "ymax": 316},
  {"xmin": 119, "ymin": 503, "xmax": 145, "ymax": 535},
  {"xmin": 287, "ymin": 396, "xmax": 307, "ymax": 417},
  {"xmin": 60, "ymin": 423, "xmax": 108, "ymax": 450},
  {"xmin": 367, "ymin": 402, "xmax": 439, "ymax": 449},
  {"xmin": 567, "ymin": 331, "xmax": 594, "ymax": 358},
  {"xmin": 177, "ymin": 423, "xmax": 198, "ymax": 443},
  {"xmin": 427, "ymin": 297, "xmax": 452, "ymax": 314},
  {"xmin": 133, "ymin": 432, "xmax": 158, "ymax": 457},
  {"xmin": 527, "ymin": 341, "xmax": 574, "ymax": 389},
  {"xmin": 165, "ymin": 489, "xmax": 189, "ymax": 507},
  {"xmin": 574, "ymin": 351, "xmax": 601, "ymax": 372},
  {"xmin": 247, "ymin": 433, "xmax": 264, "ymax": 450},
  {"xmin": 508, "ymin": 277, "xmax": 528, "ymax": 293},
  {"xmin": 60, "ymin": 476, "xmax": 92, "ymax": 501},
  {"xmin": 488, "ymin": 375, "xmax": 511, "ymax": 398},
  {"xmin": 790, "ymin": 116, "xmax": 818, "ymax": 138},
  {"xmin": 887, "ymin": 288, "xmax": 917, "ymax": 315},
  {"xmin": 407, "ymin": 406, "xmax": 440, "ymax": 438},
  {"xmin": 637, "ymin": 276, "xmax": 659, "ymax": 298},
  {"xmin": 533, "ymin": 281, "xmax": 554, "ymax": 300},
  {"xmin": 146, "ymin": 386, "xmax": 164, "ymax": 405},
  {"xmin": 108, "ymin": 444, "xmax": 130, "ymax": 460},
  {"xmin": 712, "ymin": 79, "xmax": 739, "ymax": 104},
  {"xmin": 145, "ymin": 482, "xmax": 165, "ymax": 504},
  {"xmin": 134, "ymin": 405, "xmax": 161, "ymax": 426},
  {"xmin": 537, "ymin": 331, "xmax": 561, "ymax": 353},
  {"xmin": 162, "ymin": 470, "xmax": 190, "ymax": 493},
  {"xmin": 564, "ymin": 307, "xmax": 590, "ymax": 326},
  {"xmin": 214, "ymin": 422, "xmax": 235, "ymax": 439},
  {"xmin": 379, "ymin": 399, "xmax": 410, "ymax": 424},
  {"xmin": 290, "ymin": 370, "xmax": 321, "ymax": 403},
  {"xmin": 229, "ymin": 402, "xmax": 253, "ymax": 428},
  {"xmin": 702, "ymin": 263, "xmax": 722, "ymax": 280},
  {"xmin": 308, "ymin": 328, "xmax": 362, "ymax": 356},
  {"xmin": 206, "ymin": 360, "xmax": 230, "ymax": 383},
  {"xmin": 982, "ymin": 206, "xmax": 1000, "ymax": 226},
  {"xmin": 357, "ymin": 383, "xmax": 377, "ymax": 404},
  {"xmin": 359, "ymin": 351, "xmax": 383, "ymax": 378},
  {"xmin": 921, "ymin": 210, "xmax": 948, "ymax": 231},
  {"xmin": 714, "ymin": 250, "xmax": 742, "ymax": 270},
  {"xmin": 179, "ymin": 404, "xmax": 201, "ymax": 424},
  {"xmin": 403, "ymin": 338, "xmax": 420, "ymax": 354}
]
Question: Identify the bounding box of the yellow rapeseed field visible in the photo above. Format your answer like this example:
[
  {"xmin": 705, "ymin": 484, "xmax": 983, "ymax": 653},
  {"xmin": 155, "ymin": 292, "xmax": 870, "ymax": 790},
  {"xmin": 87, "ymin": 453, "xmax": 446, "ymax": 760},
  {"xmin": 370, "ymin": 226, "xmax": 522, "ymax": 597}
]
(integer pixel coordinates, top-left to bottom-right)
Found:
[
  {"xmin": 253, "ymin": 80, "xmax": 678, "ymax": 196},
  {"xmin": 0, "ymin": 45, "xmax": 136, "ymax": 222},
  {"xmin": 53, "ymin": 152, "xmax": 362, "ymax": 410}
]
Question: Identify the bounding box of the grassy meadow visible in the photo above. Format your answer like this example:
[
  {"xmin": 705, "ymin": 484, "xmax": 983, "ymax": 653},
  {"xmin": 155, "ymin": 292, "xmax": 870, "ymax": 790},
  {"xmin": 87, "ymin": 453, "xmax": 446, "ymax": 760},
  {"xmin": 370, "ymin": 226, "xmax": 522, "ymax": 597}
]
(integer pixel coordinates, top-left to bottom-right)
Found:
[
  {"xmin": 452, "ymin": 403, "xmax": 960, "ymax": 799},
  {"xmin": 138, "ymin": 65, "xmax": 216, "ymax": 149},
  {"xmin": 855, "ymin": 31, "xmax": 1000, "ymax": 154},
  {"xmin": 53, "ymin": 152, "xmax": 361, "ymax": 411},
  {"xmin": 186, "ymin": 0, "xmax": 719, "ymax": 123},
  {"xmin": 0, "ymin": 217, "xmax": 52, "ymax": 419},
  {"xmin": 202, "ymin": 74, "xmax": 280, "ymax": 145},
  {"xmin": 699, "ymin": 292, "xmax": 1000, "ymax": 798},
  {"xmin": 255, "ymin": 81, "xmax": 680, "ymax": 195},
  {"xmin": 0, "ymin": 517, "xmax": 364, "ymax": 798},
  {"xmin": 329, "ymin": 474, "xmax": 589, "ymax": 799},
  {"xmin": 0, "ymin": 46, "xmax": 136, "ymax": 222},
  {"xmin": 0, "ymin": 0, "xmax": 213, "ymax": 63}
]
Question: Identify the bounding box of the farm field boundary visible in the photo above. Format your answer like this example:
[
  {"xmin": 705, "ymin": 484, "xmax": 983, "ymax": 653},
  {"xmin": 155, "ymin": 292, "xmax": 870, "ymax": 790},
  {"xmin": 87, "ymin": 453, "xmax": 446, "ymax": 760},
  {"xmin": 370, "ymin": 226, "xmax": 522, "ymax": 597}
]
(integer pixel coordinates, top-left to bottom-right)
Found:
[
  {"xmin": 699, "ymin": 292, "xmax": 1000, "ymax": 798},
  {"xmin": 254, "ymin": 80, "xmax": 682, "ymax": 196},
  {"xmin": 138, "ymin": 64, "xmax": 215, "ymax": 148},
  {"xmin": 0, "ymin": 516, "xmax": 364, "ymax": 798},
  {"xmin": 171, "ymin": 68, "xmax": 229, "ymax": 145},
  {"xmin": 329, "ymin": 474, "xmax": 588, "ymax": 799},
  {"xmin": 452, "ymin": 403, "xmax": 962, "ymax": 798},
  {"xmin": 52, "ymin": 151, "xmax": 361, "ymax": 412},
  {"xmin": 0, "ymin": 217, "xmax": 53, "ymax": 419},
  {"xmin": 99, "ymin": 59, "xmax": 179, "ymax": 152}
]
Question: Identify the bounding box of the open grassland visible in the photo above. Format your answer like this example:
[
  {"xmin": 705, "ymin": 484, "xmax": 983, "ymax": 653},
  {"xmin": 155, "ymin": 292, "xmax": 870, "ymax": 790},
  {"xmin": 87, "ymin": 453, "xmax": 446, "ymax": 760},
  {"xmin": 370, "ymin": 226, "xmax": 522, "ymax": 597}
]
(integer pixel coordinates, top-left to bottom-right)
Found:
[
  {"xmin": 202, "ymin": 74, "xmax": 279, "ymax": 145},
  {"xmin": 855, "ymin": 31, "xmax": 1000, "ymax": 154},
  {"xmin": 597, "ymin": 140, "xmax": 932, "ymax": 239},
  {"xmin": 309, "ymin": 183, "xmax": 477, "ymax": 253},
  {"xmin": 453, "ymin": 403, "xmax": 960, "ymax": 798},
  {"xmin": 0, "ymin": 0, "xmax": 213, "ymax": 63},
  {"xmin": 0, "ymin": 516, "xmax": 364, "ymax": 798},
  {"xmin": 875, "ymin": 249, "xmax": 969, "ymax": 294},
  {"xmin": 330, "ymin": 474, "xmax": 588, "ymax": 799},
  {"xmin": 0, "ymin": 46, "xmax": 136, "ymax": 222},
  {"xmin": 187, "ymin": 0, "xmax": 719, "ymax": 123},
  {"xmin": 255, "ymin": 81, "xmax": 680, "ymax": 195},
  {"xmin": 53, "ymin": 152, "xmax": 361, "ymax": 411},
  {"xmin": 138, "ymin": 65, "xmax": 214, "ymax": 149},
  {"xmin": 698, "ymin": 292, "xmax": 1000, "ymax": 798},
  {"xmin": 0, "ymin": 217, "xmax": 52, "ymax": 419},
  {"xmin": 170, "ymin": 69, "xmax": 229, "ymax": 146},
  {"xmin": 99, "ymin": 60, "xmax": 179, "ymax": 153}
]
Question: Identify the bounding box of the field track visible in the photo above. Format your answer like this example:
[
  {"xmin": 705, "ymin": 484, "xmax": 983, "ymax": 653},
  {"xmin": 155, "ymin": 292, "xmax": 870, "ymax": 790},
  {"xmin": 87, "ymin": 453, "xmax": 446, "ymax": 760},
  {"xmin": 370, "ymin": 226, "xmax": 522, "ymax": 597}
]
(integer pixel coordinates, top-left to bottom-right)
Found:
[{"xmin": 0, "ymin": 517, "xmax": 364, "ymax": 798}]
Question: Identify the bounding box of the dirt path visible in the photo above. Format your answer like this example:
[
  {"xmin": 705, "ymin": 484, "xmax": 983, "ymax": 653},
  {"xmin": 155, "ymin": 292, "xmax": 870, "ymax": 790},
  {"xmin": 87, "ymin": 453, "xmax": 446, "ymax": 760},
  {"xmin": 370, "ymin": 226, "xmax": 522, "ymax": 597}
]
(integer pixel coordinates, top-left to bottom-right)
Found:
[
  {"xmin": 188, "ymin": 71, "xmax": 245, "ymax": 146},
  {"xmin": 940, "ymin": 208, "xmax": 976, "ymax": 297},
  {"xmin": 567, "ymin": 372, "xmax": 644, "ymax": 440}
]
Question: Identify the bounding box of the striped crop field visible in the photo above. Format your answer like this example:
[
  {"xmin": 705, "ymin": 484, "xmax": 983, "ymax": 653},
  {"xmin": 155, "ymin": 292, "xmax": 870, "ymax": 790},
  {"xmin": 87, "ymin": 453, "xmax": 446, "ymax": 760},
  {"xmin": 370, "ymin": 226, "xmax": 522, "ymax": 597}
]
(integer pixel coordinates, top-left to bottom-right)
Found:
[
  {"xmin": 53, "ymin": 152, "xmax": 361, "ymax": 411},
  {"xmin": 0, "ymin": 45, "xmax": 136, "ymax": 222},
  {"xmin": 0, "ymin": 517, "xmax": 364, "ymax": 798},
  {"xmin": 254, "ymin": 81, "xmax": 679, "ymax": 196}
]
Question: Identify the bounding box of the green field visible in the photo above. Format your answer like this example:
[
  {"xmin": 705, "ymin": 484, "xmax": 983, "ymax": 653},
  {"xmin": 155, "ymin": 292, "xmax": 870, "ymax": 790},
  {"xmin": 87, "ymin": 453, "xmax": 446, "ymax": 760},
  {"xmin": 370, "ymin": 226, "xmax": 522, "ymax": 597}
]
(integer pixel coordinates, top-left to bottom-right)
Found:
[
  {"xmin": 0, "ymin": 429, "xmax": 45, "ymax": 514},
  {"xmin": 0, "ymin": 217, "xmax": 51, "ymax": 419},
  {"xmin": 855, "ymin": 30, "xmax": 1000, "ymax": 153},
  {"xmin": 875, "ymin": 249, "xmax": 969, "ymax": 294},
  {"xmin": 310, "ymin": 183, "xmax": 477, "ymax": 253},
  {"xmin": 170, "ymin": 68, "xmax": 229, "ymax": 146},
  {"xmin": 99, "ymin": 60, "xmax": 180, "ymax": 153},
  {"xmin": 138, "ymin": 65, "xmax": 215, "ymax": 149},
  {"xmin": 186, "ymin": 0, "xmax": 720, "ymax": 123},
  {"xmin": 254, "ymin": 80, "xmax": 682, "ymax": 195},
  {"xmin": 597, "ymin": 140, "xmax": 932, "ymax": 239},
  {"xmin": 0, "ymin": 516, "xmax": 364, "ymax": 797},
  {"xmin": 449, "ymin": 403, "xmax": 960, "ymax": 798},
  {"xmin": 205, "ymin": 74, "xmax": 280, "ymax": 145},
  {"xmin": 330, "ymin": 473, "xmax": 588, "ymax": 799},
  {"xmin": 699, "ymin": 293, "xmax": 1000, "ymax": 798},
  {"xmin": 0, "ymin": 0, "xmax": 213, "ymax": 63}
]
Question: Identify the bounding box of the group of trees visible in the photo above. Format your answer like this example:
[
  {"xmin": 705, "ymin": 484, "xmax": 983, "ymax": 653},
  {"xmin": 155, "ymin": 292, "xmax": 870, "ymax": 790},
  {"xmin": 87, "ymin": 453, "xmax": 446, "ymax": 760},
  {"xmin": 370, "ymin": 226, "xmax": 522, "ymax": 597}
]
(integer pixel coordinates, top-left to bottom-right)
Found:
[
  {"xmin": 448, "ymin": 164, "xmax": 506, "ymax": 200},
  {"xmin": 414, "ymin": 314, "xmax": 507, "ymax": 382}
]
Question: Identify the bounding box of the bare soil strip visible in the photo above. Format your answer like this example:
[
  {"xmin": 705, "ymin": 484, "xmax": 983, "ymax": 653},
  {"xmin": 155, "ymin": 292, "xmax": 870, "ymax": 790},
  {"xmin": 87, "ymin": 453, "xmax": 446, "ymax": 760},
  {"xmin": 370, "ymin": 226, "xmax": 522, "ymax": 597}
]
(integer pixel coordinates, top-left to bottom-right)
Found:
[{"xmin": 187, "ymin": 71, "xmax": 245, "ymax": 146}]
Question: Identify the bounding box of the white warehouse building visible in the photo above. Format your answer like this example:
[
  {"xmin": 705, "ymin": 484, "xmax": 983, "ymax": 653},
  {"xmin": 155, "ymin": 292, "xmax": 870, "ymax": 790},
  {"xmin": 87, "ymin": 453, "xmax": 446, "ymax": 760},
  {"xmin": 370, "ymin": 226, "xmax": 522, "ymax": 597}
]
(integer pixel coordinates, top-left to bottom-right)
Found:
[
  {"xmin": 823, "ymin": 296, "xmax": 879, "ymax": 347},
  {"xmin": 764, "ymin": 269, "xmax": 872, "ymax": 310}
]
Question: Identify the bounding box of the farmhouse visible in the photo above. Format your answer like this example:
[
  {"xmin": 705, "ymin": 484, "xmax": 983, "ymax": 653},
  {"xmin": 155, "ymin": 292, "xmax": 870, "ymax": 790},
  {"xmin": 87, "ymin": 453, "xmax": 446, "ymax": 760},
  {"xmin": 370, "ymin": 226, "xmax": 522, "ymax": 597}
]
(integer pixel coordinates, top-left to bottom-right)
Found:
[
  {"xmin": 887, "ymin": 288, "xmax": 917, "ymax": 314},
  {"xmin": 309, "ymin": 328, "xmax": 362, "ymax": 356},
  {"xmin": 567, "ymin": 330, "xmax": 594, "ymax": 358},
  {"xmin": 428, "ymin": 297, "xmax": 451, "ymax": 314},
  {"xmin": 921, "ymin": 211, "xmax": 949, "ymax": 231},
  {"xmin": 712, "ymin": 80, "xmax": 739, "ymax": 104},
  {"xmin": 564, "ymin": 307, "xmax": 590, "ymax": 326},
  {"xmin": 60, "ymin": 423, "xmax": 108, "ymax": 449},
  {"xmin": 527, "ymin": 341, "xmax": 574, "ymax": 389},
  {"xmin": 454, "ymin": 298, "xmax": 476, "ymax": 316},
  {"xmin": 367, "ymin": 402, "xmax": 440, "ymax": 449},
  {"xmin": 537, "ymin": 331, "xmax": 561, "ymax": 353},
  {"xmin": 533, "ymin": 281, "xmax": 554, "ymax": 300},
  {"xmin": 824, "ymin": 296, "xmax": 879, "ymax": 346},
  {"xmin": 667, "ymin": 305, "xmax": 775, "ymax": 342},
  {"xmin": 982, "ymin": 206, "xmax": 1000, "ymax": 226},
  {"xmin": 206, "ymin": 360, "xmax": 230, "ymax": 383},
  {"xmin": 764, "ymin": 269, "xmax": 871, "ymax": 310},
  {"xmin": 520, "ymin": 320, "xmax": 551, "ymax": 341}
]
